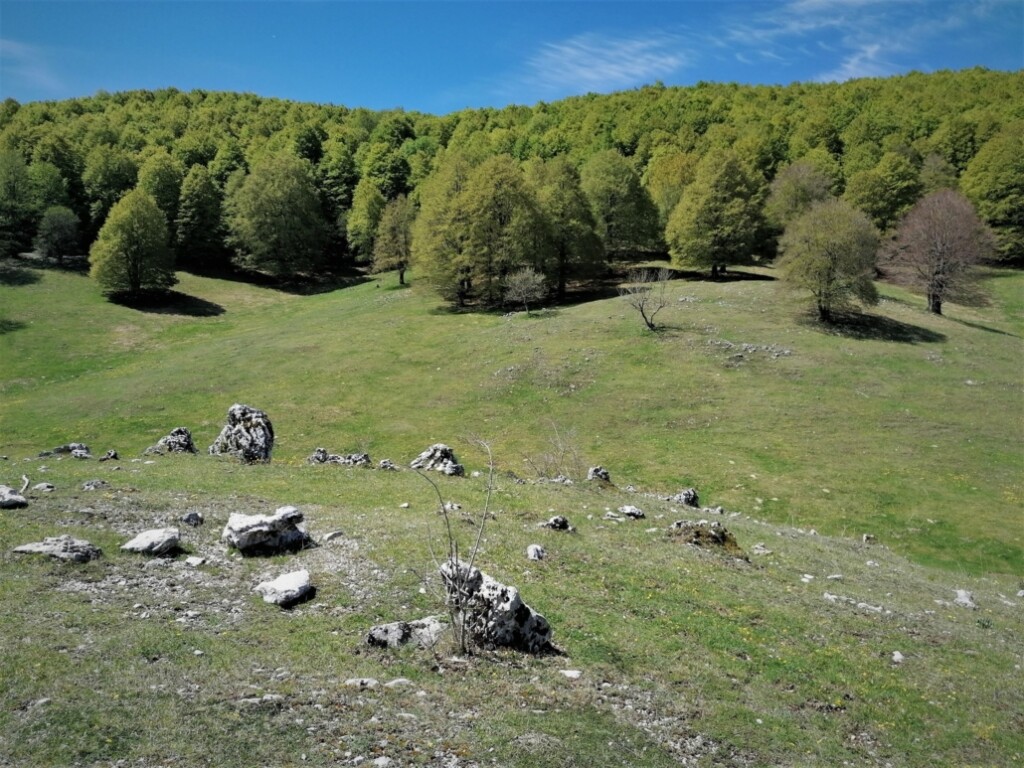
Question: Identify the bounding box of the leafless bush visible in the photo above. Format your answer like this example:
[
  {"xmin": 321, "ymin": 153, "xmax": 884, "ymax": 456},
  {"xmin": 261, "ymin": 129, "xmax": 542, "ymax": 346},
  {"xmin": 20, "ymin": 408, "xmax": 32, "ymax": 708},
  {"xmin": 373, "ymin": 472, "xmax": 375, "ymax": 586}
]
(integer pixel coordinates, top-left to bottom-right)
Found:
[{"xmin": 618, "ymin": 267, "xmax": 672, "ymax": 330}]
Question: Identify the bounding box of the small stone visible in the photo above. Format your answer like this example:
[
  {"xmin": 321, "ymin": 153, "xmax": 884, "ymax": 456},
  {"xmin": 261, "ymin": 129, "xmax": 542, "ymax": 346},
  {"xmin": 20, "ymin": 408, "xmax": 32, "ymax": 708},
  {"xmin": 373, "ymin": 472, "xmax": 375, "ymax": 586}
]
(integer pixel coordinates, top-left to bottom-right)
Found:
[
  {"xmin": 179, "ymin": 511, "xmax": 204, "ymax": 527},
  {"xmin": 366, "ymin": 616, "xmax": 447, "ymax": 649},
  {"xmin": 526, "ymin": 544, "xmax": 545, "ymax": 561},
  {"xmin": 121, "ymin": 528, "xmax": 180, "ymax": 556},
  {"xmin": 587, "ymin": 466, "xmax": 611, "ymax": 483},
  {"xmin": 378, "ymin": 459, "xmax": 398, "ymax": 471},
  {"xmin": 891, "ymin": 651, "xmax": 905, "ymax": 664},
  {"xmin": 98, "ymin": 450, "xmax": 119, "ymax": 462},
  {"xmin": 208, "ymin": 404, "xmax": 274, "ymax": 463},
  {"xmin": 953, "ymin": 589, "xmax": 977, "ymax": 609},
  {"xmin": 801, "ymin": 574, "xmax": 815, "ymax": 583},
  {"xmin": 399, "ymin": 503, "xmax": 410, "ymax": 509},
  {"xmin": 670, "ymin": 488, "xmax": 700, "ymax": 507},
  {"xmin": 193, "ymin": 650, "xmax": 204, "ymax": 656},
  {"xmin": 384, "ymin": 678, "xmax": 413, "ymax": 688},
  {"xmin": 827, "ymin": 574, "xmax": 843, "ymax": 581},
  {"xmin": 559, "ymin": 669, "xmax": 582, "ymax": 679},
  {"xmin": 344, "ymin": 678, "xmax": 379, "ymax": 689},
  {"xmin": 618, "ymin": 505, "xmax": 644, "ymax": 519},
  {"xmin": 539, "ymin": 515, "xmax": 574, "ymax": 532},
  {"xmin": 146, "ymin": 426, "xmax": 198, "ymax": 455},
  {"xmin": 82, "ymin": 479, "xmax": 109, "ymax": 491},
  {"xmin": 185, "ymin": 556, "xmax": 205, "ymax": 567},
  {"xmin": 750, "ymin": 543, "xmax": 772, "ymax": 556},
  {"xmin": 323, "ymin": 530, "xmax": 345, "ymax": 542},
  {"xmin": 371, "ymin": 757, "xmax": 393, "ymax": 767},
  {"xmin": 862, "ymin": 534, "xmax": 876, "ymax": 544},
  {"xmin": 32, "ymin": 483, "xmax": 55, "ymax": 493},
  {"xmin": 254, "ymin": 570, "xmax": 314, "ymax": 607},
  {"xmin": 0, "ymin": 485, "xmax": 28, "ymax": 509},
  {"xmin": 409, "ymin": 443, "xmax": 464, "ymax": 476},
  {"xmin": 222, "ymin": 506, "xmax": 312, "ymax": 556}
]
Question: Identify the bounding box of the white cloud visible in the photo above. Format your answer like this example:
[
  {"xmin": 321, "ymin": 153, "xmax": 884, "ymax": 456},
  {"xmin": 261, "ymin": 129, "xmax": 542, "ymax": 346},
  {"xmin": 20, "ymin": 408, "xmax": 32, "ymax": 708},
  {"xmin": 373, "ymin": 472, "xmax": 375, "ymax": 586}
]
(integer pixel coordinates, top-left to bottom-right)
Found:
[
  {"xmin": 525, "ymin": 32, "xmax": 688, "ymax": 95},
  {"xmin": 817, "ymin": 43, "xmax": 893, "ymax": 81},
  {"xmin": 0, "ymin": 38, "xmax": 65, "ymax": 94}
]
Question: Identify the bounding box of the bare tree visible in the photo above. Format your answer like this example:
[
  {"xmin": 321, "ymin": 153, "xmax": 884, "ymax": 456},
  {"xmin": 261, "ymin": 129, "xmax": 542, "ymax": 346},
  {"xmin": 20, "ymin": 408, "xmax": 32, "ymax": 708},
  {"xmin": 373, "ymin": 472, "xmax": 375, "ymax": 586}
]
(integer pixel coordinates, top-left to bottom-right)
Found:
[
  {"xmin": 889, "ymin": 189, "xmax": 995, "ymax": 315},
  {"xmin": 503, "ymin": 267, "xmax": 548, "ymax": 314},
  {"xmin": 618, "ymin": 267, "xmax": 672, "ymax": 331}
]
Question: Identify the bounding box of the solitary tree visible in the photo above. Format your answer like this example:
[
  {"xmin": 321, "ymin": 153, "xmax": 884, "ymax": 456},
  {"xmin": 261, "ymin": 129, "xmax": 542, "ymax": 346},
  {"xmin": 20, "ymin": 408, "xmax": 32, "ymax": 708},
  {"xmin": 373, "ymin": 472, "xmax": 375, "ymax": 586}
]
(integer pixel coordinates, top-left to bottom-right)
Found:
[
  {"xmin": 778, "ymin": 199, "xmax": 879, "ymax": 322},
  {"xmin": 504, "ymin": 267, "xmax": 548, "ymax": 314},
  {"xmin": 890, "ymin": 189, "xmax": 994, "ymax": 315},
  {"xmin": 89, "ymin": 188, "xmax": 176, "ymax": 297},
  {"xmin": 618, "ymin": 268, "xmax": 672, "ymax": 331},
  {"xmin": 372, "ymin": 194, "xmax": 414, "ymax": 284},
  {"xmin": 34, "ymin": 205, "xmax": 79, "ymax": 264}
]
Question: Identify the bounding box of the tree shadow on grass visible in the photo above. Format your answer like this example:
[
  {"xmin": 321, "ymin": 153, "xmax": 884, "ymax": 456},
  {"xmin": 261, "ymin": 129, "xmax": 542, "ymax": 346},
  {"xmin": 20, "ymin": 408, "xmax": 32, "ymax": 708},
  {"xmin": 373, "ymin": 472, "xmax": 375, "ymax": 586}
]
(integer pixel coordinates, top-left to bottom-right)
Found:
[
  {"xmin": 0, "ymin": 317, "xmax": 26, "ymax": 334},
  {"xmin": 182, "ymin": 263, "xmax": 374, "ymax": 296},
  {"xmin": 951, "ymin": 318, "xmax": 1019, "ymax": 338},
  {"xmin": 110, "ymin": 290, "xmax": 226, "ymax": 317},
  {"xmin": 801, "ymin": 310, "xmax": 946, "ymax": 344},
  {"xmin": 0, "ymin": 260, "xmax": 41, "ymax": 286}
]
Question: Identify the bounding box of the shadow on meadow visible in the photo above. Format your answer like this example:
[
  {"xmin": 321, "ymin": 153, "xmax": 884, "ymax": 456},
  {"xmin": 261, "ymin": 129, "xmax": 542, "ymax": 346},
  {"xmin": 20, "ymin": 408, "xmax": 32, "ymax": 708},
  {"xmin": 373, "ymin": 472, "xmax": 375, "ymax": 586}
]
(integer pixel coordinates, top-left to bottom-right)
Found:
[
  {"xmin": 0, "ymin": 259, "xmax": 42, "ymax": 286},
  {"xmin": 804, "ymin": 310, "xmax": 947, "ymax": 343},
  {"xmin": 0, "ymin": 317, "xmax": 26, "ymax": 334},
  {"xmin": 110, "ymin": 290, "xmax": 226, "ymax": 317}
]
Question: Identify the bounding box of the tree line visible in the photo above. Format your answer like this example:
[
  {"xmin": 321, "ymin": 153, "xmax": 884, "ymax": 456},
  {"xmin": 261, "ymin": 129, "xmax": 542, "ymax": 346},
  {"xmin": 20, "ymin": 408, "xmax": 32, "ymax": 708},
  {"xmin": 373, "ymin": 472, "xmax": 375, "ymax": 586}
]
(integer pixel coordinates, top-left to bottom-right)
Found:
[{"xmin": 0, "ymin": 68, "xmax": 1020, "ymax": 312}]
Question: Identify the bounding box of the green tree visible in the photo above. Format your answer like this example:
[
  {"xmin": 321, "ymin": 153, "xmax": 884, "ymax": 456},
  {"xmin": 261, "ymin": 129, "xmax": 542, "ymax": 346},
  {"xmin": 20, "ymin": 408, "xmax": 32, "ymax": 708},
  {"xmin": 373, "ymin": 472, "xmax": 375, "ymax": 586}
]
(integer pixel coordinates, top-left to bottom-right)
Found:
[
  {"xmin": 137, "ymin": 150, "xmax": 184, "ymax": 236},
  {"xmin": 666, "ymin": 148, "xmax": 764, "ymax": 276},
  {"xmin": 960, "ymin": 126, "xmax": 1024, "ymax": 262},
  {"xmin": 346, "ymin": 176, "xmax": 386, "ymax": 262},
  {"xmin": 919, "ymin": 154, "xmax": 959, "ymax": 194},
  {"xmin": 82, "ymin": 145, "xmax": 137, "ymax": 234},
  {"xmin": 764, "ymin": 160, "xmax": 834, "ymax": 229},
  {"xmin": 844, "ymin": 152, "xmax": 922, "ymax": 232},
  {"xmin": 642, "ymin": 149, "xmax": 699, "ymax": 226},
  {"xmin": 89, "ymin": 188, "xmax": 176, "ymax": 296},
  {"xmin": 372, "ymin": 194, "xmax": 414, "ymax": 285},
  {"xmin": 175, "ymin": 164, "xmax": 226, "ymax": 270},
  {"xmin": 890, "ymin": 189, "xmax": 994, "ymax": 314},
  {"xmin": 0, "ymin": 150, "xmax": 37, "ymax": 257},
  {"xmin": 27, "ymin": 161, "xmax": 70, "ymax": 211},
  {"xmin": 580, "ymin": 149, "xmax": 660, "ymax": 256},
  {"xmin": 225, "ymin": 154, "xmax": 327, "ymax": 276},
  {"xmin": 359, "ymin": 141, "xmax": 411, "ymax": 200},
  {"xmin": 526, "ymin": 156, "xmax": 605, "ymax": 298},
  {"xmin": 778, "ymin": 199, "xmax": 879, "ymax": 322},
  {"xmin": 34, "ymin": 205, "xmax": 80, "ymax": 264}
]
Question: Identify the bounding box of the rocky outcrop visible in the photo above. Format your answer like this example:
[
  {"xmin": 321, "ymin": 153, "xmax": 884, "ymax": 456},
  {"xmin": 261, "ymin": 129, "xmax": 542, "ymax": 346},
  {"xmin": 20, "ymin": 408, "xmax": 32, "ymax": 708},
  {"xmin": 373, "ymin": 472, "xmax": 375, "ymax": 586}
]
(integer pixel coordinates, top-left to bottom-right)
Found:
[
  {"xmin": 669, "ymin": 519, "xmax": 747, "ymax": 560},
  {"xmin": 208, "ymin": 404, "xmax": 274, "ymax": 463},
  {"xmin": 254, "ymin": 569, "xmax": 314, "ymax": 607},
  {"xmin": 669, "ymin": 488, "xmax": 700, "ymax": 507},
  {"xmin": 440, "ymin": 559, "xmax": 554, "ymax": 654},
  {"xmin": 366, "ymin": 616, "xmax": 448, "ymax": 649},
  {"xmin": 121, "ymin": 528, "xmax": 180, "ymax": 556},
  {"xmin": 587, "ymin": 466, "xmax": 611, "ymax": 482},
  {"xmin": 14, "ymin": 535, "xmax": 102, "ymax": 563},
  {"xmin": 146, "ymin": 427, "xmax": 198, "ymax": 455},
  {"xmin": 307, "ymin": 448, "xmax": 371, "ymax": 466},
  {"xmin": 40, "ymin": 443, "xmax": 91, "ymax": 459},
  {"xmin": 410, "ymin": 444, "xmax": 464, "ymax": 476},
  {"xmin": 0, "ymin": 485, "xmax": 28, "ymax": 509},
  {"xmin": 221, "ymin": 506, "xmax": 312, "ymax": 556}
]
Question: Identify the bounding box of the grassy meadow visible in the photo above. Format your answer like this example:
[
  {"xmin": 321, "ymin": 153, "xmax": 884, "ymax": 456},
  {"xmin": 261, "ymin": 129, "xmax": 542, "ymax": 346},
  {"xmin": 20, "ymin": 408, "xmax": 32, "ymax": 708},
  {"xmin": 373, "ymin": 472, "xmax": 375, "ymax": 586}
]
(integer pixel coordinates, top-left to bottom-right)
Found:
[{"xmin": 1, "ymin": 256, "xmax": 1022, "ymax": 766}]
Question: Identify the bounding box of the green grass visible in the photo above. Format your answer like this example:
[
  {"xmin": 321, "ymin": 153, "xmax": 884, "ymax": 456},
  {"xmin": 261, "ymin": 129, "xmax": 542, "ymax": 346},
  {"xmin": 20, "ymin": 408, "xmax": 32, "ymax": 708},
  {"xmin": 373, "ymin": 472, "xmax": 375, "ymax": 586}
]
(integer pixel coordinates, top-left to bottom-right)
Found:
[{"xmin": 1, "ymin": 258, "xmax": 1023, "ymax": 766}]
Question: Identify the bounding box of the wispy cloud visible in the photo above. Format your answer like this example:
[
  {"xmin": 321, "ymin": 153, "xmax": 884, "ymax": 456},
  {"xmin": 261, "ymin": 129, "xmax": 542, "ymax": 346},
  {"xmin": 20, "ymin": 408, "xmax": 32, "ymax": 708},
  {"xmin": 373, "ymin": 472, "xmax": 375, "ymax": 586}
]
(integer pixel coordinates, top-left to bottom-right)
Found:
[
  {"xmin": 817, "ymin": 43, "xmax": 892, "ymax": 81},
  {"xmin": 525, "ymin": 32, "xmax": 688, "ymax": 95},
  {"xmin": 0, "ymin": 38, "xmax": 66, "ymax": 95}
]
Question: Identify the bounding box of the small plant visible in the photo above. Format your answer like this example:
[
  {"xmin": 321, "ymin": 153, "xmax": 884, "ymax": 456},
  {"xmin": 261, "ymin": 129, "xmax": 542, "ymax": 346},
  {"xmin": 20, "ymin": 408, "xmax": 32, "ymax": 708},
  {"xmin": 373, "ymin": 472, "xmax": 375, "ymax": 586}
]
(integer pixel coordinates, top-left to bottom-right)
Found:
[
  {"xmin": 618, "ymin": 267, "xmax": 672, "ymax": 331},
  {"xmin": 503, "ymin": 267, "xmax": 548, "ymax": 314}
]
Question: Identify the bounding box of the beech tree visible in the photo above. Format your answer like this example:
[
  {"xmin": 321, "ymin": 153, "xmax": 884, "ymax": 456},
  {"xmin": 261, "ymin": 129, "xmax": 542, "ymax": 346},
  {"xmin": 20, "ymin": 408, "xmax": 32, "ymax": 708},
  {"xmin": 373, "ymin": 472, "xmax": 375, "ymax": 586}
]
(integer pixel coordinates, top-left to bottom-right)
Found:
[
  {"xmin": 82, "ymin": 145, "xmax": 137, "ymax": 234},
  {"xmin": 137, "ymin": 150, "xmax": 184, "ymax": 235},
  {"xmin": 580, "ymin": 149, "xmax": 659, "ymax": 257},
  {"xmin": 34, "ymin": 205, "xmax": 79, "ymax": 264},
  {"xmin": 890, "ymin": 189, "xmax": 994, "ymax": 314},
  {"xmin": 89, "ymin": 188, "xmax": 176, "ymax": 296},
  {"xmin": 346, "ymin": 177, "xmax": 386, "ymax": 262},
  {"xmin": 764, "ymin": 160, "xmax": 834, "ymax": 228},
  {"xmin": 844, "ymin": 152, "xmax": 922, "ymax": 232},
  {"xmin": 175, "ymin": 165, "xmax": 226, "ymax": 270},
  {"xmin": 778, "ymin": 199, "xmax": 879, "ymax": 322},
  {"xmin": 372, "ymin": 194, "xmax": 414, "ymax": 284},
  {"xmin": 0, "ymin": 150, "xmax": 36, "ymax": 257},
  {"xmin": 960, "ymin": 125, "xmax": 1024, "ymax": 262}
]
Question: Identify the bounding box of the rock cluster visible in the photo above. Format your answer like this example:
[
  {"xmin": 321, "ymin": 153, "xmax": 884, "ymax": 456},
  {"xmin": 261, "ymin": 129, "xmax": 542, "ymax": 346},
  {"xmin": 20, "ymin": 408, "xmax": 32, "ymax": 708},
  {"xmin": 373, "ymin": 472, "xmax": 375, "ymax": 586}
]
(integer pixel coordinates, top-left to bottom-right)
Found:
[
  {"xmin": 146, "ymin": 427, "xmax": 198, "ymax": 455},
  {"xmin": 14, "ymin": 535, "xmax": 102, "ymax": 563},
  {"xmin": 410, "ymin": 444, "xmax": 464, "ymax": 476},
  {"xmin": 669, "ymin": 519, "xmax": 747, "ymax": 560},
  {"xmin": 40, "ymin": 443, "xmax": 92, "ymax": 459},
  {"xmin": 221, "ymin": 505, "xmax": 312, "ymax": 556},
  {"xmin": 208, "ymin": 404, "xmax": 274, "ymax": 463},
  {"xmin": 440, "ymin": 559, "xmax": 553, "ymax": 653},
  {"xmin": 366, "ymin": 616, "xmax": 447, "ymax": 649},
  {"xmin": 307, "ymin": 448, "xmax": 371, "ymax": 466},
  {"xmin": 0, "ymin": 485, "xmax": 28, "ymax": 509}
]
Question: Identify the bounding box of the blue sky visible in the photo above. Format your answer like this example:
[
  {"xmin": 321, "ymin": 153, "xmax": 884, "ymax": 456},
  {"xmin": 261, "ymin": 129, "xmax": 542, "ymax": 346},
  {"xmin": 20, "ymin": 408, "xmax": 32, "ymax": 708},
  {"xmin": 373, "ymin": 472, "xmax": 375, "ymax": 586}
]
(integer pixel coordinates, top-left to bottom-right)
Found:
[{"xmin": 1, "ymin": 1, "xmax": 1021, "ymax": 114}]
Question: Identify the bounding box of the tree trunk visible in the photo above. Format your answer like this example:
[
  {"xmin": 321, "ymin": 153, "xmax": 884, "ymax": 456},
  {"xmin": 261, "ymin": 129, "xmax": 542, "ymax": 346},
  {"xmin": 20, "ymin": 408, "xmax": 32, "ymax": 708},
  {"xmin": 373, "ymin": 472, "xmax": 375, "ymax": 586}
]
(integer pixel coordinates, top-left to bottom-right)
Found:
[
  {"xmin": 928, "ymin": 293, "xmax": 942, "ymax": 315},
  {"xmin": 817, "ymin": 302, "xmax": 831, "ymax": 322},
  {"xmin": 398, "ymin": 267, "xmax": 405, "ymax": 285}
]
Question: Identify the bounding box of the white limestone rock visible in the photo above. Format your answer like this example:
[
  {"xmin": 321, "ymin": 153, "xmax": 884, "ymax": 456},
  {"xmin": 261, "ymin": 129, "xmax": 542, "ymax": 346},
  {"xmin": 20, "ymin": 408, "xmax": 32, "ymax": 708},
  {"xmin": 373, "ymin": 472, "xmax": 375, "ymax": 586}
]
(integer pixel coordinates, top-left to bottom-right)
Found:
[
  {"xmin": 526, "ymin": 544, "xmax": 546, "ymax": 561},
  {"xmin": 121, "ymin": 528, "xmax": 180, "ymax": 556},
  {"xmin": 254, "ymin": 569, "xmax": 313, "ymax": 607},
  {"xmin": 366, "ymin": 616, "xmax": 448, "ymax": 649},
  {"xmin": 221, "ymin": 505, "xmax": 312, "ymax": 556},
  {"xmin": 409, "ymin": 443, "xmax": 464, "ymax": 476},
  {"xmin": 14, "ymin": 535, "xmax": 101, "ymax": 563},
  {"xmin": 0, "ymin": 485, "xmax": 28, "ymax": 509},
  {"xmin": 208, "ymin": 404, "xmax": 274, "ymax": 463}
]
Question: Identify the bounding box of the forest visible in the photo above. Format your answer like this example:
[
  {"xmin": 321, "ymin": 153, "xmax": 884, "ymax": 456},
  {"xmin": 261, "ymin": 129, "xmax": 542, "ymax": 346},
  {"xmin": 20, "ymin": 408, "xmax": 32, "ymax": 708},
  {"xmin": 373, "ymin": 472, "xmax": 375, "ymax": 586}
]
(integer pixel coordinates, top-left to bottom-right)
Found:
[{"xmin": 0, "ymin": 67, "xmax": 1021, "ymax": 310}]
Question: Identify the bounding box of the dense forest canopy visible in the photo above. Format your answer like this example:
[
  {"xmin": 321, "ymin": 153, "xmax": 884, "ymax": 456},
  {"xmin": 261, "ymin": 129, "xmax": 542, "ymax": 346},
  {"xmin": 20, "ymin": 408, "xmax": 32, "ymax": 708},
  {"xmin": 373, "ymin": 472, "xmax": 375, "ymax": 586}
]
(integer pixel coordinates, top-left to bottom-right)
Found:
[{"xmin": 1, "ymin": 68, "xmax": 1021, "ymax": 304}]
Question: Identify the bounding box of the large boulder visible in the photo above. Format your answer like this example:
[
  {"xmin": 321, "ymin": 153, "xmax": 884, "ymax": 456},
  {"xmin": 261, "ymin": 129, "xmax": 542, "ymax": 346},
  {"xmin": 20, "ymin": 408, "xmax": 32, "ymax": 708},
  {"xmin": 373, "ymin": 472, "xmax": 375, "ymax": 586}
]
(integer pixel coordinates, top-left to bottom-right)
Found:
[
  {"xmin": 0, "ymin": 485, "xmax": 28, "ymax": 509},
  {"xmin": 121, "ymin": 528, "xmax": 181, "ymax": 556},
  {"xmin": 208, "ymin": 404, "xmax": 274, "ymax": 463},
  {"xmin": 307, "ymin": 448, "xmax": 371, "ymax": 466},
  {"xmin": 14, "ymin": 535, "xmax": 102, "ymax": 563},
  {"xmin": 221, "ymin": 505, "xmax": 311, "ymax": 556},
  {"xmin": 439, "ymin": 559, "xmax": 553, "ymax": 654},
  {"xmin": 146, "ymin": 427, "xmax": 198, "ymax": 455},
  {"xmin": 410, "ymin": 444, "xmax": 464, "ymax": 476},
  {"xmin": 366, "ymin": 616, "xmax": 448, "ymax": 649},
  {"xmin": 254, "ymin": 569, "xmax": 314, "ymax": 607}
]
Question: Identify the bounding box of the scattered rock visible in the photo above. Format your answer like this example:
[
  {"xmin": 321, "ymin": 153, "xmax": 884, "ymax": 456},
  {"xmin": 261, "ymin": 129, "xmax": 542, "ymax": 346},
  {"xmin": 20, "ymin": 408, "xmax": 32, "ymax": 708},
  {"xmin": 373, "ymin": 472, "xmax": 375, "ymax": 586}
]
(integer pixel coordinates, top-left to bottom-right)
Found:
[
  {"xmin": 443, "ymin": 501, "xmax": 461, "ymax": 512},
  {"xmin": 954, "ymin": 589, "xmax": 977, "ymax": 609},
  {"xmin": 146, "ymin": 427, "xmax": 199, "ymax": 455},
  {"xmin": 221, "ymin": 505, "xmax": 312, "ymax": 556},
  {"xmin": 82, "ymin": 479, "xmax": 109, "ymax": 491},
  {"xmin": 121, "ymin": 528, "xmax": 181, "ymax": 556},
  {"xmin": 440, "ymin": 559, "xmax": 554, "ymax": 653},
  {"xmin": 399, "ymin": 503, "xmax": 410, "ymax": 509},
  {"xmin": 410, "ymin": 444, "xmax": 464, "ymax": 476},
  {"xmin": 307, "ymin": 448, "xmax": 371, "ymax": 466},
  {"xmin": 32, "ymin": 482, "xmax": 55, "ymax": 493},
  {"xmin": 98, "ymin": 450, "xmax": 119, "ymax": 462},
  {"xmin": 891, "ymin": 651, "xmax": 905, "ymax": 664},
  {"xmin": 179, "ymin": 511, "xmax": 204, "ymax": 527},
  {"xmin": 208, "ymin": 404, "xmax": 274, "ymax": 463},
  {"xmin": 669, "ymin": 488, "xmax": 700, "ymax": 507},
  {"xmin": 618, "ymin": 505, "xmax": 645, "ymax": 520},
  {"xmin": 254, "ymin": 569, "xmax": 314, "ymax": 607},
  {"xmin": 0, "ymin": 485, "xmax": 28, "ymax": 509},
  {"xmin": 366, "ymin": 616, "xmax": 448, "ymax": 649},
  {"xmin": 587, "ymin": 466, "xmax": 611, "ymax": 483},
  {"xmin": 185, "ymin": 556, "xmax": 205, "ymax": 567},
  {"xmin": 669, "ymin": 520, "xmax": 747, "ymax": 560},
  {"xmin": 378, "ymin": 458, "xmax": 398, "ymax": 471},
  {"xmin": 14, "ymin": 535, "xmax": 101, "ymax": 563},
  {"xmin": 539, "ymin": 515, "xmax": 574, "ymax": 532},
  {"xmin": 323, "ymin": 530, "xmax": 345, "ymax": 542},
  {"xmin": 559, "ymin": 669, "xmax": 582, "ymax": 679},
  {"xmin": 751, "ymin": 542, "xmax": 772, "ymax": 556},
  {"xmin": 384, "ymin": 678, "xmax": 413, "ymax": 688},
  {"xmin": 49, "ymin": 443, "xmax": 91, "ymax": 459},
  {"xmin": 862, "ymin": 534, "xmax": 876, "ymax": 544},
  {"xmin": 526, "ymin": 544, "xmax": 546, "ymax": 561},
  {"xmin": 344, "ymin": 678, "xmax": 379, "ymax": 689}
]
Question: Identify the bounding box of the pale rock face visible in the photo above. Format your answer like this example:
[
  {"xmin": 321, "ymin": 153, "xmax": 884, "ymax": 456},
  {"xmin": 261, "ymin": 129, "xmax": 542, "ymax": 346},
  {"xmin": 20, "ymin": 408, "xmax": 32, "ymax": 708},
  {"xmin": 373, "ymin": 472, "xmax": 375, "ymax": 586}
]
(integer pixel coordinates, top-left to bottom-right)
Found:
[
  {"xmin": 121, "ymin": 528, "xmax": 181, "ymax": 556},
  {"xmin": 440, "ymin": 559, "xmax": 553, "ymax": 654},
  {"xmin": 618, "ymin": 505, "xmax": 645, "ymax": 519},
  {"xmin": 366, "ymin": 616, "xmax": 448, "ymax": 649},
  {"xmin": 587, "ymin": 466, "xmax": 611, "ymax": 482},
  {"xmin": 954, "ymin": 589, "xmax": 977, "ymax": 609},
  {"xmin": 0, "ymin": 485, "xmax": 28, "ymax": 509},
  {"xmin": 32, "ymin": 483, "xmax": 55, "ymax": 493},
  {"xmin": 14, "ymin": 535, "xmax": 102, "ymax": 563},
  {"xmin": 409, "ymin": 444, "xmax": 464, "ymax": 476},
  {"xmin": 208, "ymin": 404, "xmax": 274, "ymax": 463},
  {"xmin": 670, "ymin": 488, "xmax": 700, "ymax": 507},
  {"xmin": 526, "ymin": 544, "xmax": 546, "ymax": 561},
  {"xmin": 221, "ymin": 506, "xmax": 311, "ymax": 556},
  {"xmin": 254, "ymin": 569, "xmax": 313, "ymax": 606}
]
